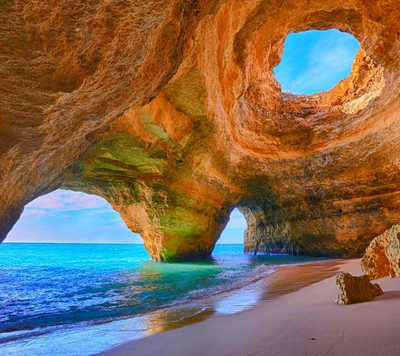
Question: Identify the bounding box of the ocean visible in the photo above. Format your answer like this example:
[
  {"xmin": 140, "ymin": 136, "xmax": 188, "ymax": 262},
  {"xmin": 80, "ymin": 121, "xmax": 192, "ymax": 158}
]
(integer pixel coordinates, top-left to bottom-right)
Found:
[{"xmin": 0, "ymin": 243, "xmax": 326, "ymax": 355}]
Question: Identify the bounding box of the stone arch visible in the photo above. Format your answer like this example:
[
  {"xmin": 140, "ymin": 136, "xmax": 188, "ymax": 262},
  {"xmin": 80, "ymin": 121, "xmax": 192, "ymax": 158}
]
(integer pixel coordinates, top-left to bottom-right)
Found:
[
  {"xmin": 1, "ymin": 1, "xmax": 400, "ymax": 263},
  {"xmin": 0, "ymin": 1, "xmax": 212, "ymax": 248},
  {"xmin": 6, "ymin": 189, "xmax": 139, "ymax": 244}
]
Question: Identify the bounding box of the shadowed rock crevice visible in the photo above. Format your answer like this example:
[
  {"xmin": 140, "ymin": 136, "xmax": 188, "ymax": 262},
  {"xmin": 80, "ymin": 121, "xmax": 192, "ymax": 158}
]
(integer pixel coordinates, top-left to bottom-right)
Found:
[
  {"xmin": 238, "ymin": 201, "xmax": 296, "ymax": 255},
  {"xmin": 1, "ymin": 0, "xmax": 400, "ymax": 261}
]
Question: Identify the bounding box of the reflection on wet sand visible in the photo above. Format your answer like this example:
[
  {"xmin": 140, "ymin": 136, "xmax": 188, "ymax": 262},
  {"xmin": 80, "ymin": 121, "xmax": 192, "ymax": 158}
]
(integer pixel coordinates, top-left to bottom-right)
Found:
[
  {"xmin": 262, "ymin": 260, "xmax": 342, "ymax": 300},
  {"xmin": 141, "ymin": 260, "xmax": 343, "ymax": 337},
  {"xmin": 137, "ymin": 259, "xmax": 221, "ymax": 336},
  {"xmin": 144, "ymin": 306, "xmax": 215, "ymax": 335}
]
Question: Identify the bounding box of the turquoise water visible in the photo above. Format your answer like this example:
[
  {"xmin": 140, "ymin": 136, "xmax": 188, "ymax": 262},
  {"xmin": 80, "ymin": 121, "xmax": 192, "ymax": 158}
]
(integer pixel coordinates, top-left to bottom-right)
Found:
[{"xmin": 0, "ymin": 243, "xmax": 324, "ymax": 355}]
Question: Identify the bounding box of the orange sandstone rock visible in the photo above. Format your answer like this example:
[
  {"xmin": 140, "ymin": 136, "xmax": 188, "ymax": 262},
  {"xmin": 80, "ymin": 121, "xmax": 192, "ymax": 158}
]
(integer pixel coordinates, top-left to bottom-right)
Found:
[
  {"xmin": 361, "ymin": 225, "xmax": 400, "ymax": 279},
  {"xmin": 1, "ymin": 1, "xmax": 400, "ymax": 261},
  {"xmin": 335, "ymin": 272, "xmax": 383, "ymax": 305}
]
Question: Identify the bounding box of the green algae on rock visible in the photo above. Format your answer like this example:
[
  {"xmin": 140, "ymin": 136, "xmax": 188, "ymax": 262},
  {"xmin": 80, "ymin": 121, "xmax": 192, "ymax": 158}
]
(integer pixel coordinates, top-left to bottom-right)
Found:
[{"xmin": 1, "ymin": 0, "xmax": 400, "ymax": 262}]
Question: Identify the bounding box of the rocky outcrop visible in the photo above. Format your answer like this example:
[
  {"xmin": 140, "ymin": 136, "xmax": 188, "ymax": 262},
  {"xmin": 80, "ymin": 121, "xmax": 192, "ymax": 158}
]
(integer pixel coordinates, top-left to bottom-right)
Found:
[
  {"xmin": 1, "ymin": 1, "xmax": 400, "ymax": 261},
  {"xmin": 361, "ymin": 225, "xmax": 400, "ymax": 280},
  {"xmin": 335, "ymin": 272, "xmax": 383, "ymax": 305}
]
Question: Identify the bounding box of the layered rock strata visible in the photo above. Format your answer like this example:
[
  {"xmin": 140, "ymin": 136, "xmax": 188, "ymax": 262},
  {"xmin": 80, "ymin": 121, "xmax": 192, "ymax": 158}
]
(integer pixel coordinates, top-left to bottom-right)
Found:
[
  {"xmin": 361, "ymin": 224, "xmax": 400, "ymax": 279},
  {"xmin": 1, "ymin": 0, "xmax": 400, "ymax": 261},
  {"xmin": 335, "ymin": 272, "xmax": 383, "ymax": 305}
]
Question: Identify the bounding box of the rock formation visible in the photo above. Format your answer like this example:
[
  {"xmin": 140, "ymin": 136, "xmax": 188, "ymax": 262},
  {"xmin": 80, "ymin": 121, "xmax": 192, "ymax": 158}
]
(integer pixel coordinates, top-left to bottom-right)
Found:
[
  {"xmin": 361, "ymin": 224, "xmax": 400, "ymax": 279},
  {"xmin": 1, "ymin": 1, "xmax": 400, "ymax": 261},
  {"xmin": 335, "ymin": 272, "xmax": 383, "ymax": 305}
]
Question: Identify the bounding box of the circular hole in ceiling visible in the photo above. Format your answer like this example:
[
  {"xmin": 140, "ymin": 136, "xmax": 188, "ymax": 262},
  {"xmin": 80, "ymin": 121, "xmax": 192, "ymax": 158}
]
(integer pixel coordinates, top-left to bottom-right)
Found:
[{"xmin": 273, "ymin": 29, "xmax": 360, "ymax": 95}]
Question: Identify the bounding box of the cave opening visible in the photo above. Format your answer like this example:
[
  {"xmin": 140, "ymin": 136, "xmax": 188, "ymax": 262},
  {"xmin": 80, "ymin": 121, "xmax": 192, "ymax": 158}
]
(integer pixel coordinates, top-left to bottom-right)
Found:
[
  {"xmin": 217, "ymin": 208, "xmax": 247, "ymax": 245},
  {"xmin": 273, "ymin": 29, "xmax": 360, "ymax": 95},
  {"xmin": 6, "ymin": 189, "xmax": 140, "ymax": 244}
]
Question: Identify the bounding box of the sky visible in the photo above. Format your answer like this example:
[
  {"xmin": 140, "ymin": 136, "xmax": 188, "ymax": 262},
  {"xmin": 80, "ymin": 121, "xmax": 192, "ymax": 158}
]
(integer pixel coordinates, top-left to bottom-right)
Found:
[
  {"xmin": 274, "ymin": 29, "xmax": 359, "ymax": 94},
  {"xmin": 7, "ymin": 190, "xmax": 247, "ymax": 244},
  {"xmin": 7, "ymin": 30, "xmax": 359, "ymax": 244}
]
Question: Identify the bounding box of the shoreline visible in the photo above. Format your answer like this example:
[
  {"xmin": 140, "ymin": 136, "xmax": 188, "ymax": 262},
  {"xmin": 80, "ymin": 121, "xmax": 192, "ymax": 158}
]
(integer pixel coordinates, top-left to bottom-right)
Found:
[
  {"xmin": 101, "ymin": 258, "xmax": 400, "ymax": 356},
  {"xmin": 139, "ymin": 258, "xmax": 342, "ymax": 338},
  {"xmin": 0, "ymin": 252, "xmax": 335, "ymax": 356}
]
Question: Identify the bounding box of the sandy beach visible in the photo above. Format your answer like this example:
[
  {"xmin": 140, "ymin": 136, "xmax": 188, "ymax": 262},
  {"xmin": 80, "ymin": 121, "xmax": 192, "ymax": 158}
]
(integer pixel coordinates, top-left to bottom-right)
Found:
[{"xmin": 101, "ymin": 259, "xmax": 400, "ymax": 356}]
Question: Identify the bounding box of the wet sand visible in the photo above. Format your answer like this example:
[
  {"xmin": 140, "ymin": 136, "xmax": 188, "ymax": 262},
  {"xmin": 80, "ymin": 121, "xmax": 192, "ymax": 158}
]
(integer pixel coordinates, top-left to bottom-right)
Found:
[
  {"xmin": 100, "ymin": 258, "xmax": 400, "ymax": 355},
  {"xmin": 140, "ymin": 259, "xmax": 342, "ymax": 337}
]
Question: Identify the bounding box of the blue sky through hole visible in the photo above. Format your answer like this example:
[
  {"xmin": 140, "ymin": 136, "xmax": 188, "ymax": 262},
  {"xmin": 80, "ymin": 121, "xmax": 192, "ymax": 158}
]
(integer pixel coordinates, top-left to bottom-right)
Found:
[
  {"xmin": 7, "ymin": 30, "xmax": 358, "ymax": 244},
  {"xmin": 7, "ymin": 190, "xmax": 247, "ymax": 244},
  {"xmin": 273, "ymin": 29, "xmax": 359, "ymax": 95}
]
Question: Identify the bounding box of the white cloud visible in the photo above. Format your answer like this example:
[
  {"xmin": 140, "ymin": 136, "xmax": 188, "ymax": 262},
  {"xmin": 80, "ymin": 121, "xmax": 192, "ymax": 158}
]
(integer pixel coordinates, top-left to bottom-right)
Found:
[
  {"xmin": 21, "ymin": 189, "xmax": 112, "ymax": 220},
  {"xmin": 83, "ymin": 207, "xmax": 116, "ymax": 216},
  {"xmin": 290, "ymin": 42, "xmax": 356, "ymax": 93},
  {"xmin": 7, "ymin": 189, "xmax": 140, "ymax": 243},
  {"xmin": 26, "ymin": 190, "xmax": 108, "ymax": 211},
  {"xmin": 274, "ymin": 30, "xmax": 359, "ymax": 95},
  {"xmin": 21, "ymin": 209, "xmax": 54, "ymax": 218}
]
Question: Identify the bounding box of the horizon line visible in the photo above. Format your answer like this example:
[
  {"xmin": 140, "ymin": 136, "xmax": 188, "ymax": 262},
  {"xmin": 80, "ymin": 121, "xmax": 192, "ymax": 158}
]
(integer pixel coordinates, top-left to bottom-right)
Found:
[{"xmin": 2, "ymin": 241, "xmax": 244, "ymax": 245}]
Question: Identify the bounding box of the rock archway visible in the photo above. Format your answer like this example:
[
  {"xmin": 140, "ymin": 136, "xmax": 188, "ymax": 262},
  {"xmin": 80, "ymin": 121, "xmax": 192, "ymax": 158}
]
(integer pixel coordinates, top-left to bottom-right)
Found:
[
  {"xmin": 1, "ymin": 0, "xmax": 399, "ymax": 261},
  {"xmin": 6, "ymin": 189, "xmax": 139, "ymax": 243}
]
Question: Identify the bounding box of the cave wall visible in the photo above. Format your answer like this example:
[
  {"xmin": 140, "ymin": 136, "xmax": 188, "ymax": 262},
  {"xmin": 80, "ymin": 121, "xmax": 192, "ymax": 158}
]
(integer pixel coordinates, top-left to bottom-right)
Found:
[{"xmin": 1, "ymin": 0, "xmax": 400, "ymax": 261}]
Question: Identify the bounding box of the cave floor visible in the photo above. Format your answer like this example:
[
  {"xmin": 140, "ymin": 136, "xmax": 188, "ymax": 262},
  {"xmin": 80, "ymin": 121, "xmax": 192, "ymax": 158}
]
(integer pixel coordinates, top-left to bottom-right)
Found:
[{"xmin": 102, "ymin": 259, "xmax": 400, "ymax": 356}]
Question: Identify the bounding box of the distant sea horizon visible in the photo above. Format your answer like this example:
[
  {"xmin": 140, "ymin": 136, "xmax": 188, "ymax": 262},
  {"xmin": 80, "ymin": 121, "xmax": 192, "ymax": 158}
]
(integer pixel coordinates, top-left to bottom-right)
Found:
[{"xmin": 3, "ymin": 241, "xmax": 244, "ymax": 245}]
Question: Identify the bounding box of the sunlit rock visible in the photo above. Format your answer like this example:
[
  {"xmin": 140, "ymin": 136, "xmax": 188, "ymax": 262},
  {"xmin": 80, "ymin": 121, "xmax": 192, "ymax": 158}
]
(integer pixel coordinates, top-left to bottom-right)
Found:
[
  {"xmin": 335, "ymin": 272, "xmax": 383, "ymax": 305},
  {"xmin": 361, "ymin": 225, "xmax": 400, "ymax": 280},
  {"xmin": 1, "ymin": 1, "xmax": 400, "ymax": 261}
]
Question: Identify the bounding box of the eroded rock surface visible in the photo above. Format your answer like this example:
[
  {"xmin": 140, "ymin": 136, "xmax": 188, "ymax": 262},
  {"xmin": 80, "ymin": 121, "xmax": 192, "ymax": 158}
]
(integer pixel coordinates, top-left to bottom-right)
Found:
[
  {"xmin": 361, "ymin": 224, "xmax": 400, "ymax": 279},
  {"xmin": 1, "ymin": 1, "xmax": 400, "ymax": 261},
  {"xmin": 335, "ymin": 272, "xmax": 383, "ymax": 305}
]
